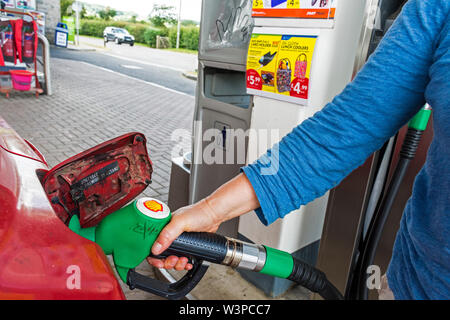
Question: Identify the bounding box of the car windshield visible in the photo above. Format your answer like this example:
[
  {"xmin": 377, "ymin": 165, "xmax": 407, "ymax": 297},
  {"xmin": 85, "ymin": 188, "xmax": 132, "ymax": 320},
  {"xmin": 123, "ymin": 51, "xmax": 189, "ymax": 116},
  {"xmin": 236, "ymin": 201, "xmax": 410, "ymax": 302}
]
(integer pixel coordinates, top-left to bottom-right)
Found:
[{"xmin": 114, "ymin": 28, "xmax": 129, "ymax": 34}]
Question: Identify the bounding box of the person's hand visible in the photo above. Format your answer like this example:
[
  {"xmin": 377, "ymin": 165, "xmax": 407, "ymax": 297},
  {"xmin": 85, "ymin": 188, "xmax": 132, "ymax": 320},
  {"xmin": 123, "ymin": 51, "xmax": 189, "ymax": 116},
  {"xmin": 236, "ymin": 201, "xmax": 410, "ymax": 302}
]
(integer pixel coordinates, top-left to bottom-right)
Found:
[
  {"xmin": 146, "ymin": 173, "xmax": 260, "ymax": 271},
  {"xmin": 147, "ymin": 198, "xmax": 222, "ymax": 271}
]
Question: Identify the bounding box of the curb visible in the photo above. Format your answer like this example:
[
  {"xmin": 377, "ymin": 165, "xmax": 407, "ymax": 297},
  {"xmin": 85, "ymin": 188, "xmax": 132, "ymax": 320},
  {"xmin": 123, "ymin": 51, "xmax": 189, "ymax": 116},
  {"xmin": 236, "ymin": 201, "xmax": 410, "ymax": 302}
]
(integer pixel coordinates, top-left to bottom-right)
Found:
[
  {"xmin": 66, "ymin": 46, "xmax": 97, "ymax": 52},
  {"xmin": 182, "ymin": 71, "xmax": 198, "ymax": 81}
]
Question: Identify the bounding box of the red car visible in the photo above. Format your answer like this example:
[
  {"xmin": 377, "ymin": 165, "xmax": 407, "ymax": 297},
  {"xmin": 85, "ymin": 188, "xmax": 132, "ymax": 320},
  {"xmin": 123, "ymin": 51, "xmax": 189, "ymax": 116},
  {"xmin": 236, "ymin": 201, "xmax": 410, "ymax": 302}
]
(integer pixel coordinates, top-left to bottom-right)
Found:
[{"xmin": 0, "ymin": 116, "xmax": 153, "ymax": 299}]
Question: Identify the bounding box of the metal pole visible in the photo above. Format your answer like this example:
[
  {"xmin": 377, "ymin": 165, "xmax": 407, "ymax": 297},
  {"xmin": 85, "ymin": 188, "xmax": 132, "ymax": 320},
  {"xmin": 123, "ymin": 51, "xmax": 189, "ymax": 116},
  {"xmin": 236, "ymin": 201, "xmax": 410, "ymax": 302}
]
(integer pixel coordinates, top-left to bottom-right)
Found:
[
  {"xmin": 176, "ymin": 0, "xmax": 181, "ymax": 49},
  {"xmin": 38, "ymin": 34, "xmax": 52, "ymax": 96}
]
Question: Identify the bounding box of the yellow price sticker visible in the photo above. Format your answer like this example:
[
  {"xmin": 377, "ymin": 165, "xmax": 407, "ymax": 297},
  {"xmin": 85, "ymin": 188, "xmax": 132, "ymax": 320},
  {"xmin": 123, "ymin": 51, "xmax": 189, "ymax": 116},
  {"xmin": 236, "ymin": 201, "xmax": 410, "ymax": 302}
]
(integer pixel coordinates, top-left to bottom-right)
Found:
[
  {"xmin": 253, "ymin": 0, "xmax": 264, "ymax": 9},
  {"xmin": 286, "ymin": 0, "xmax": 300, "ymax": 9}
]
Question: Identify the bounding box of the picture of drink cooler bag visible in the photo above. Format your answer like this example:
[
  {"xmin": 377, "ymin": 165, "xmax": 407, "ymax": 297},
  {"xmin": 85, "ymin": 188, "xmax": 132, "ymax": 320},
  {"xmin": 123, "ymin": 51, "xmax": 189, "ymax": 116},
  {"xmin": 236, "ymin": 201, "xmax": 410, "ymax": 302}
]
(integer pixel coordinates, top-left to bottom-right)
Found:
[
  {"xmin": 276, "ymin": 58, "xmax": 292, "ymax": 93},
  {"xmin": 294, "ymin": 53, "xmax": 308, "ymax": 79},
  {"xmin": 0, "ymin": 20, "xmax": 16, "ymax": 64}
]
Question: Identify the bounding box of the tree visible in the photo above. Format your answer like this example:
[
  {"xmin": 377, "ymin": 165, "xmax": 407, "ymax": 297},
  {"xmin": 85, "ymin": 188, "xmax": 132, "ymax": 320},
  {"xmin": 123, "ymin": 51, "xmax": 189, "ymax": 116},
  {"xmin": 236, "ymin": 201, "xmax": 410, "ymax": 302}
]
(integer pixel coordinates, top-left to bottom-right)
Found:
[
  {"xmin": 80, "ymin": 5, "xmax": 88, "ymax": 19},
  {"xmin": 98, "ymin": 7, "xmax": 117, "ymax": 21},
  {"xmin": 149, "ymin": 4, "xmax": 177, "ymax": 28},
  {"xmin": 60, "ymin": 0, "xmax": 75, "ymax": 18},
  {"xmin": 129, "ymin": 15, "xmax": 137, "ymax": 23}
]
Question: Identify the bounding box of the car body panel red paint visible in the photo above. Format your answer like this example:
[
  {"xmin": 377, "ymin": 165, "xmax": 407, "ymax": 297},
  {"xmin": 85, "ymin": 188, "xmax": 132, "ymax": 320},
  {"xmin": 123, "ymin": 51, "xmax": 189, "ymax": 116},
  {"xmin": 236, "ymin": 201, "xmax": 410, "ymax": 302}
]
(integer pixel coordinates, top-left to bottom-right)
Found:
[
  {"xmin": 0, "ymin": 117, "xmax": 126, "ymax": 300},
  {"xmin": 0, "ymin": 117, "xmax": 43, "ymax": 163}
]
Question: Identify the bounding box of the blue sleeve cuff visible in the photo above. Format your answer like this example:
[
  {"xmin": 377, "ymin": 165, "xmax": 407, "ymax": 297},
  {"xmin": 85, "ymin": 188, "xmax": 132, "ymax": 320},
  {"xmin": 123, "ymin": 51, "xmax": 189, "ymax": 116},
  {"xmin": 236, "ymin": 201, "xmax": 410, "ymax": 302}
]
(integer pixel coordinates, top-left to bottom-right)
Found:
[{"xmin": 241, "ymin": 165, "xmax": 279, "ymax": 226}]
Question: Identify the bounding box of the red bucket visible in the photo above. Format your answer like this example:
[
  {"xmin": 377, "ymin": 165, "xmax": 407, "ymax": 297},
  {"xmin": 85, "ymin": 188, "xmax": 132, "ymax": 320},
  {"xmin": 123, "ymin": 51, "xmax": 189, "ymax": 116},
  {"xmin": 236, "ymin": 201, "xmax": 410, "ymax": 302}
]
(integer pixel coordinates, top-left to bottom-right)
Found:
[{"xmin": 10, "ymin": 70, "xmax": 33, "ymax": 91}]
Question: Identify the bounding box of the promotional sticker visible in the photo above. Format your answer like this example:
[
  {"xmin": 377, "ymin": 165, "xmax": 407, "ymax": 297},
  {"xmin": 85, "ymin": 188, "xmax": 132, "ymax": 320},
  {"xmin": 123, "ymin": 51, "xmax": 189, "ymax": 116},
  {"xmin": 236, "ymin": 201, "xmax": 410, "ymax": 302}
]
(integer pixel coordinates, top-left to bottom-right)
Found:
[
  {"xmin": 246, "ymin": 34, "xmax": 281, "ymax": 93},
  {"xmin": 247, "ymin": 31, "xmax": 318, "ymax": 105}
]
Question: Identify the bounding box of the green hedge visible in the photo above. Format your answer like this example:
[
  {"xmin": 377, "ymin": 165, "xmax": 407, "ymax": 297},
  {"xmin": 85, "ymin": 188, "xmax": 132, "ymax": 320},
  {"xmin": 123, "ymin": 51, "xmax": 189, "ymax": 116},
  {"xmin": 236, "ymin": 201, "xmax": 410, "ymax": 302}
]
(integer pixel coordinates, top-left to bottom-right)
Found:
[
  {"xmin": 168, "ymin": 26, "xmax": 199, "ymax": 51},
  {"xmin": 80, "ymin": 19, "xmax": 199, "ymax": 50},
  {"xmin": 144, "ymin": 27, "xmax": 169, "ymax": 47}
]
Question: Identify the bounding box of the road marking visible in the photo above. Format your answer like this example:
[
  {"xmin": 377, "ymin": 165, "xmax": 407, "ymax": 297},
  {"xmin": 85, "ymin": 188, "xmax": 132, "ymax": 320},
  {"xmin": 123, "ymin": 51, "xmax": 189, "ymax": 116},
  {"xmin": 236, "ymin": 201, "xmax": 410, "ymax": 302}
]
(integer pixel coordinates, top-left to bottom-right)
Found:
[
  {"xmin": 121, "ymin": 64, "xmax": 143, "ymax": 70},
  {"xmin": 102, "ymin": 52, "xmax": 189, "ymax": 73},
  {"xmin": 79, "ymin": 61, "xmax": 194, "ymax": 97}
]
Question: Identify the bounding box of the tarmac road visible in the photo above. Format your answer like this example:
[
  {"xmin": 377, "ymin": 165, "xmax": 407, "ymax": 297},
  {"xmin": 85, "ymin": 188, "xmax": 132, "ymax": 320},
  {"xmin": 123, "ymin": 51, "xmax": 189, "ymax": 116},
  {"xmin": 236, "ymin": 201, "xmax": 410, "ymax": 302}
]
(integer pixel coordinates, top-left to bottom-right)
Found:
[{"xmin": 49, "ymin": 37, "xmax": 198, "ymax": 96}]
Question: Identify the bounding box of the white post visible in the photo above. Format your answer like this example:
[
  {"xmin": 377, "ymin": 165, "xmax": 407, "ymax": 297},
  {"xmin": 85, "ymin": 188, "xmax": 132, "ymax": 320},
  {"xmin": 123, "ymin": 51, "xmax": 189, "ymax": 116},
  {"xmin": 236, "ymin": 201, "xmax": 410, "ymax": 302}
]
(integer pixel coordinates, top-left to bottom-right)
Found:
[
  {"xmin": 73, "ymin": 1, "xmax": 81, "ymax": 46},
  {"xmin": 76, "ymin": 10, "xmax": 80, "ymax": 46},
  {"xmin": 176, "ymin": 0, "xmax": 182, "ymax": 49}
]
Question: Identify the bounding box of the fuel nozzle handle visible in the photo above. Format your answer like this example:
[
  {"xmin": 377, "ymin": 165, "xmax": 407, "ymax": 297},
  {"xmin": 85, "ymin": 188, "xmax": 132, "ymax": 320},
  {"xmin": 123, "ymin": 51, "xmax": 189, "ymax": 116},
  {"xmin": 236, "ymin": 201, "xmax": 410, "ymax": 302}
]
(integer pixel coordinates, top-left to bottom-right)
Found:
[
  {"xmin": 164, "ymin": 232, "xmax": 229, "ymax": 264},
  {"xmin": 162, "ymin": 233, "xmax": 267, "ymax": 272}
]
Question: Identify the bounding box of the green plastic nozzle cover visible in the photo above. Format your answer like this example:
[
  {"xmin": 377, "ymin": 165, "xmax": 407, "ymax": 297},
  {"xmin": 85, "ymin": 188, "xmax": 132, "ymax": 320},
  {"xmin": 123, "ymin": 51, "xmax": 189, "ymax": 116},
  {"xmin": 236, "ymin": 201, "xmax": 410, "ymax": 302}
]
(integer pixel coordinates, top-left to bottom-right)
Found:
[
  {"xmin": 409, "ymin": 107, "xmax": 432, "ymax": 131},
  {"xmin": 69, "ymin": 198, "xmax": 171, "ymax": 282}
]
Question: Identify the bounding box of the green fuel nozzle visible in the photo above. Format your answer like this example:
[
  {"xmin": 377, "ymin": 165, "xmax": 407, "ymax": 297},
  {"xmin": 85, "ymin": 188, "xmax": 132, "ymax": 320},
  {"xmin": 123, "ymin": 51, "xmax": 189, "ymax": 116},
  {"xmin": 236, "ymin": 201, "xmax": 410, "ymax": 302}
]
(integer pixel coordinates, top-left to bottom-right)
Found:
[
  {"xmin": 69, "ymin": 197, "xmax": 343, "ymax": 300},
  {"xmin": 400, "ymin": 105, "xmax": 432, "ymax": 160},
  {"xmin": 408, "ymin": 105, "xmax": 432, "ymax": 132},
  {"xmin": 69, "ymin": 198, "xmax": 171, "ymax": 283}
]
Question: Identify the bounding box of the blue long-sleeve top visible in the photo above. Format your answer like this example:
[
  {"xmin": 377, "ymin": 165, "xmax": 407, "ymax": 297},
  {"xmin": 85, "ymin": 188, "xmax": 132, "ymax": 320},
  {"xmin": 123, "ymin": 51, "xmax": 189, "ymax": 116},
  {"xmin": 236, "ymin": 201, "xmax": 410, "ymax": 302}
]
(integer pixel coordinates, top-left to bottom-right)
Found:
[{"xmin": 242, "ymin": 0, "xmax": 449, "ymax": 300}]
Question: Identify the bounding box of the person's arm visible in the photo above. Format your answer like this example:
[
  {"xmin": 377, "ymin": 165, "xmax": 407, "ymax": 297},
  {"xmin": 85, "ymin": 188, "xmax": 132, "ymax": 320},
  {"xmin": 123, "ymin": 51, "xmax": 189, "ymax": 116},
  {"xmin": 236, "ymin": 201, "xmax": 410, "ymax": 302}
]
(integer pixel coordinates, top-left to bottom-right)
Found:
[{"xmin": 148, "ymin": 0, "xmax": 449, "ymax": 270}]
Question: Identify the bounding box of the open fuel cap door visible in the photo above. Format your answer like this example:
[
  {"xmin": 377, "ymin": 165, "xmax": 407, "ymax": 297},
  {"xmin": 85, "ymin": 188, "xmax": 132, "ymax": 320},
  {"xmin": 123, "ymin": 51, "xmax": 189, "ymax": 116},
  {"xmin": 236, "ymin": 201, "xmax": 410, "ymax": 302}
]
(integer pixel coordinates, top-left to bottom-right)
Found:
[{"xmin": 43, "ymin": 133, "xmax": 153, "ymax": 228}]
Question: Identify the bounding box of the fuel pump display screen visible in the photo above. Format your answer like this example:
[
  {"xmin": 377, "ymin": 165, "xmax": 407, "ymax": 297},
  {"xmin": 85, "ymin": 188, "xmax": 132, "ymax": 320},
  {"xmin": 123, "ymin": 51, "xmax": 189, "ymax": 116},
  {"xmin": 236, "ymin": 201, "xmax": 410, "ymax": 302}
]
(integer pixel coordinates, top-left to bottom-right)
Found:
[
  {"xmin": 246, "ymin": 29, "xmax": 318, "ymax": 105},
  {"xmin": 252, "ymin": 0, "xmax": 338, "ymax": 19}
]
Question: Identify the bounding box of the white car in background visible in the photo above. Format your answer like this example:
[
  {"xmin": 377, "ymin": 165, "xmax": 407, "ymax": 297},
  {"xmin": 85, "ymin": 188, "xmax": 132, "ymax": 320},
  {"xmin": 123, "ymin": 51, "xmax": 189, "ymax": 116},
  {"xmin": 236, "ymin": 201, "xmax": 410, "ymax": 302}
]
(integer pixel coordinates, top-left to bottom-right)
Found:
[{"xmin": 103, "ymin": 27, "xmax": 135, "ymax": 46}]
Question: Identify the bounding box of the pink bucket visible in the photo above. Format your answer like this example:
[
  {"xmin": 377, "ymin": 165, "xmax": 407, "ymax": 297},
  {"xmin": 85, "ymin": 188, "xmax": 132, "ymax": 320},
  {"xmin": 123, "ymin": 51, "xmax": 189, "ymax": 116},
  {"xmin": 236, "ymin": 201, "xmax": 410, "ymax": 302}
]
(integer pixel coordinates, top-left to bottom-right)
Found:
[{"xmin": 10, "ymin": 70, "xmax": 33, "ymax": 91}]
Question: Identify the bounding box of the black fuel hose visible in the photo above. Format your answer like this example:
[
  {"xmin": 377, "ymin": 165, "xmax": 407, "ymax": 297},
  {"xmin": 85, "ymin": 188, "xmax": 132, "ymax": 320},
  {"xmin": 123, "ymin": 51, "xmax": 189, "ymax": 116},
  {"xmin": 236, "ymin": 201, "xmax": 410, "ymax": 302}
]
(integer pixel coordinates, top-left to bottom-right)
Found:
[
  {"xmin": 352, "ymin": 127, "xmax": 427, "ymax": 300},
  {"xmin": 288, "ymin": 258, "xmax": 344, "ymax": 300}
]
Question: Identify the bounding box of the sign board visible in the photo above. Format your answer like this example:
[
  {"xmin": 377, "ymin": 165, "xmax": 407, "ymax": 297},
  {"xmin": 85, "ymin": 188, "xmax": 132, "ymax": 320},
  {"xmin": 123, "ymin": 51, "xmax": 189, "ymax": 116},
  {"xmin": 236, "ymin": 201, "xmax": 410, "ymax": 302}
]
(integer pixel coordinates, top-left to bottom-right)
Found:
[
  {"xmin": 252, "ymin": 0, "xmax": 338, "ymax": 19},
  {"xmin": 2, "ymin": 0, "xmax": 15, "ymax": 8},
  {"xmin": 71, "ymin": 1, "xmax": 82, "ymax": 12},
  {"xmin": 62, "ymin": 16, "xmax": 75, "ymax": 43},
  {"xmin": 246, "ymin": 28, "xmax": 318, "ymax": 105},
  {"xmin": 15, "ymin": 0, "xmax": 36, "ymax": 11},
  {"xmin": 55, "ymin": 29, "xmax": 68, "ymax": 47}
]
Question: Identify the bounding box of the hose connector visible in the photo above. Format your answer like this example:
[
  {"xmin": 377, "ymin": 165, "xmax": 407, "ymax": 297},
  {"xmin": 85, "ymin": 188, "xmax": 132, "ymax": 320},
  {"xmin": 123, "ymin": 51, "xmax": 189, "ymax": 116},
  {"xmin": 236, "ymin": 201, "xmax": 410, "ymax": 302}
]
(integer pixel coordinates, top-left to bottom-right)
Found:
[{"xmin": 222, "ymin": 238, "xmax": 267, "ymax": 272}]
